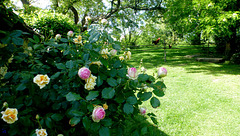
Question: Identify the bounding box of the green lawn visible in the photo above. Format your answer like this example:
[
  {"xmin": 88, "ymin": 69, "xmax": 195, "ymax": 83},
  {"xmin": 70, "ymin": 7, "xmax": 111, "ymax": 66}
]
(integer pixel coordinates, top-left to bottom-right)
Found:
[{"xmin": 128, "ymin": 45, "xmax": 240, "ymax": 135}]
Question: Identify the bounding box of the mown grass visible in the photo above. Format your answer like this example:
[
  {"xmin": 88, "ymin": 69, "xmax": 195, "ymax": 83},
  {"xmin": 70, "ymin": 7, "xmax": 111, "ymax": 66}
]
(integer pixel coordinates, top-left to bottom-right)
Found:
[{"xmin": 127, "ymin": 45, "xmax": 240, "ymax": 135}]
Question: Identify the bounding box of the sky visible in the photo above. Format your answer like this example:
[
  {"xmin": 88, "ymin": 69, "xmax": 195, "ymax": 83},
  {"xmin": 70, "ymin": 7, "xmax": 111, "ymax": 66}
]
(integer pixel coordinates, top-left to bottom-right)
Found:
[{"xmin": 11, "ymin": 0, "xmax": 110, "ymax": 9}]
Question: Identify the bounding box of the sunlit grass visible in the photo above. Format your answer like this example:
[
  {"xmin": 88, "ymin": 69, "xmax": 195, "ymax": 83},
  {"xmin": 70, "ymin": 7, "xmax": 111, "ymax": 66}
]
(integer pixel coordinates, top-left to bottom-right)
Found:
[{"xmin": 128, "ymin": 46, "xmax": 240, "ymax": 135}]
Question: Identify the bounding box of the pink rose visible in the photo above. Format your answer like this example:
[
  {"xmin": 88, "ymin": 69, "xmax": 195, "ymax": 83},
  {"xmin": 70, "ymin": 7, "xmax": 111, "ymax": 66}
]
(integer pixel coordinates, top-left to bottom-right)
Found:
[
  {"xmin": 157, "ymin": 67, "xmax": 167, "ymax": 78},
  {"xmin": 127, "ymin": 67, "xmax": 138, "ymax": 80},
  {"xmin": 110, "ymin": 49, "xmax": 117, "ymax": 56},
  {"xmin": 139, "ymin": 107, "xmax": 146, "ymax": 115},
  {"xmin": 78, "ymin": 67, "xmax": 91, "ymax": 80},
  {"xmin": 92, "ymin": 106, "xmax": 105, "ymax": 122},
  {"xmin": 67, "ymin": 31, "xmax": 74, "ymax": 37}
]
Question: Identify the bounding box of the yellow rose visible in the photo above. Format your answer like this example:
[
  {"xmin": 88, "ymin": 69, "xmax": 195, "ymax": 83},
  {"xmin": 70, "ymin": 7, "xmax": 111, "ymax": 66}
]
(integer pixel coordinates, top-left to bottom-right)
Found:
[
  {"xmin": 84, "ymin": 74, "xmax": 97, "ymax": 90},
  {"xmin": 35, "ymin": 128, "xmax": 48, "ymax": 136},
  {"xmin": 90, "ymin": 61, "xmax": 102, "ymax": 67},
  {"xmin": 119, "ymin": 56, "xmax": 124, "ymax": 61},
  {"xmin": 1, "ymin": 108, "xmax": 18, "ymax": 124},
  {"xmin": 33, "ymin": 74, "xmax": 50, "ymax": 89}
]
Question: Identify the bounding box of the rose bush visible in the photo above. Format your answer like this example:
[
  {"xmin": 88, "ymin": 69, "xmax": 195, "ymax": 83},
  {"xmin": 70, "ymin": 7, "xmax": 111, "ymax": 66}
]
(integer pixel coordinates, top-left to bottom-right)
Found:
[{"xmin": 0, "ymin": 26, "xmax": 167, "ymax": 135}]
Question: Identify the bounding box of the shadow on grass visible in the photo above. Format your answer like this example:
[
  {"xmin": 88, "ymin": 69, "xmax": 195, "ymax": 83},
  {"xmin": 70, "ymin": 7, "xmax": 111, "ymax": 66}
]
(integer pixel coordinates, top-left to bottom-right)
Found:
[
  {"xmin": 124, "ymin": 115, "xmax": 168, "ymax": 136},
  {"xmin": 130, "ymin": 47, "xmax": 240, "ymax": 75}
]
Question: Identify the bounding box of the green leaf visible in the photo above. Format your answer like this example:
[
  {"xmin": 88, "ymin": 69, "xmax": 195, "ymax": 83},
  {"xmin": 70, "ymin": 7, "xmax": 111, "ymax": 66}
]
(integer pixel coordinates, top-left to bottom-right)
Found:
[
  {"xmin": 71, "ymin": 110, "xmax": 85, "ymax": 117},
  {"xmin": 141, "ymin": 126, "xmax": 148, "ymax": 135},
  {"xmin": 97, "ymin": 75, "xmax": 103, "ymax": 87},
  {"xmin": 102, "ymin": 88, "xmax": 115, "ymax": 99},
  {"xmin": 99, "ymin": 126, "xmax": 110, "ymax": 136},
  {"xmin": 16, "ymin": 83, "xmax": 26, "ymax": 91},
  {"xmin": 150, "ymin": 116, "xmax": 158, "ymax": 125},
  {"xmin": 109, "ymin": 69, "xmax": 117, "ymax": 77},
  {"xmin": 123, "ymin": 103, "xmax": 134, "ymax": 114},
  {"xmin": 107, "ymin": 77, "xmax": 118, "ymax": 87},
  {"xmin": 138, "ymin": 74, "xmax": 149, "ymax": 82},
  {"xmin": 50, "ymin": 72, "xmax": 61, "ymax": 79},
  {"xmin": 51, "ymin": 113, "xmax": 64, "ymax": 121},
  {"xmin": 90, "ymin": 123, "xmax": 101, "ymax": 132},
  {"xmin": 112, "ymin": 44, "xmax": 121, "ymax": 51},
  {"xmin": 33, "ymin": 35, "xmax": 40, "ymax": 43},
  {"xmin": 153, "ymin": 89, "xmax": 165, "ymax": 97},
  {"xmin": 113, "ymin": 60, "xmax": 122, "ymax": 68},
  {"xmin": 12, "ymin": 37, "xmax": 24, "ymax": 45},
  {"xmin": 4, "ymin": 72, "xmax": 13, "ymax": 79},
  {"xmin": 66, "ymin": 60, "xmax": 74, "ymax": 69},
  {"xmin": 60, "ymin": 38, "xmax": 68, "ymax": 42},
  {"xmin": 66, "ymin": 92, "xmax": 82, "ymax": 101},
  {"xmin": 126, "ymin": 96, "xmax": 137, "ymax": 105},
  {"xmin": 45, "ymin": 117, "xmax": 53, "ymax": 128},
  {"xmin": 101, "ymin": 118, "xmax": 112, "ymax": 127},
  {"xmin": 89, "ymin": 32, "xmax": 100, "ymax": 43},
  {"xmin": 63, "ymin": 50, "xmax": 70, "ymax": 56},
  {"xmin": 83, "ymin": 116, "xmax": 91, "ymax": 130},
  {"xmin": 150, "ymin": 97, "xmax": 160, "ymax": 108},
  {"xmin": 70, "ymin": 117, "xmax": 81, "ymax": 126},
  {"xmin": 56, "ymin": 63, "xmax": 66, "ymax": 69},
  {"xmin": 138, "ymin": 92, "xmax": 152, "ymax": 101},
  {"xmin": 33, "ymin": 44, "xmax": 42, "ymax": 49},
  {"xmin": 10, "ymin": 30, "xmax": 22, "ymax": 37},
  {"xmin": 86, "ymin": 91, "xmax": 99, "ymax": 100}
]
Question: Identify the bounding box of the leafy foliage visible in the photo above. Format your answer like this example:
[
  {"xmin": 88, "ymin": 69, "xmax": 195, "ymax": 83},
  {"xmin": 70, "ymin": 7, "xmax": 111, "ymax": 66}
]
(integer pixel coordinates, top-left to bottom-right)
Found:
[{"xmin": 0, "ymin": 26, "xmax": 166, "ymax": 135}]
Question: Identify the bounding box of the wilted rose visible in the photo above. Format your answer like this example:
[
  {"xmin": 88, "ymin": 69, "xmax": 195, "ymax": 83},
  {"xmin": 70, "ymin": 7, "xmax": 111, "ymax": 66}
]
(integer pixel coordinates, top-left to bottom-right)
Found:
[
  {"xmin": 110, "ymin": 49, "xmax": 117, "ymax": 56},
  {"xmin": 33, "ymin": 74, "xmax": 50, "ymax": 89},
  {"xmin": 67, "ymin": 31, "xmax": 74, "ymax": 37},
  {"xmin": 55, "ymin": 34, "xmax": 61, "ymax": 40},
  {"xmin": 1, "ymin": 108, "xmax": 18, "ymax": 124},
  {"xmin": 35, "ymin": 128, "xmax": 48, "ymax": 136},
  {"xmin": 157, "ymin": 67, "xmax": 167, "ymax": 78},
  {"xmin": 90, "ymin": 61, "xmax": 102, "ymax": 67},
  {"xmin": 103, "ymin": 103, "xmax": 108, "ymax": 110},
  {"xmin": 119, "ymin": 56, "xmax": 124, "ymax": 61},
  {"xmin": 78, "ymin": 67, "xmax": 91, "ymax": 80},
  {"xmin": 124, "ymin": 51, "xmax": 131, "ymax": 60},
  {"xmin": 92, "ymin": 106, "xmax": 105, "ymax": 122},
  {"xmin": 139, "ymin": 107, "xmax": 146, "ymax": 115},
  {"xmin": 84, "ymin": 74, "xmax": 97, "ymax": 90},
  {"xmin": 100, "ymin": 48, "xmax": 109, "ymax": 59},
  {"xmin": 127, "ymin": 67, "xmax": 138, "ymax": 80},
  {"xmin": 73, "ymin": 35, "xmax": 82, "ymax": 44}
]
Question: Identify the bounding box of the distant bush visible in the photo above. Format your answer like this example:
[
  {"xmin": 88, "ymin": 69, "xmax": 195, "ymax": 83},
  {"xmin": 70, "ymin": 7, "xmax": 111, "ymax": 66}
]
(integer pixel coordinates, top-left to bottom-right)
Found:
[
  {"xmin": 230, "ymin": 52, "xmax": 240, "ymax": 64},
  {"xmin": 21, "ymin": 10, "xmax": 77, "ymax": 39}
]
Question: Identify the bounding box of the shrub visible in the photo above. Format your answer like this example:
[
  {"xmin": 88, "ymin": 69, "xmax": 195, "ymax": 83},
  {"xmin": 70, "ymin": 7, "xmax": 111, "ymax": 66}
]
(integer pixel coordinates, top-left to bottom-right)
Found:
[
  {"xmin": 21, "ymin": 10, "xmax": 77, "ymax": 40},
  {"xmin": 0, "ymin": 27, "xmax": 167, "ymax": 135},
  {"xmin": 230, "ymin": 52, "xmax": 240, "ymax": 64}
]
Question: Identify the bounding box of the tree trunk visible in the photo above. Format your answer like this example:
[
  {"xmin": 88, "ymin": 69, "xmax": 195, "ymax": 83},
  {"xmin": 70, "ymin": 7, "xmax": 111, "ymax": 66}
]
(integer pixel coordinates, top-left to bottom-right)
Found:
[{"xmin": 70, "ymin": 6, "xmax": 79, "ymax": 25}]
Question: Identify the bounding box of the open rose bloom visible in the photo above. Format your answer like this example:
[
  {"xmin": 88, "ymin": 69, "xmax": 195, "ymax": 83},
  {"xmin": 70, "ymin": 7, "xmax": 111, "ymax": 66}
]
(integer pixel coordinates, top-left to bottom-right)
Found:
[
  {"xmin": 78, "ymin": 67, "xmax": 91, "ymax": 80},
  {"xmin": 73, "ymin": 35, "xmax": 82, "ymax": 44},
  {"xmin": 33, "ymin": 74, "xmax": 50, "ymax": 89},
  {"xmin": 36, "ymin": 128, "xmax": 48, "ymax": 136},
  {"xmin": 1, "ymin": 108, "xmax": 18, "ymax": 124},
  {"xmin": 127, "ymin": 67, "xmax": 138, "ymax": 80},
  {"xmin": 92, "ymin": 106, "xmax": 105, "ymax": 122},
  {"xmin": 157, "ymin": 67, "xmax": 167, "ymax": 78},
  {"xmin": 84, "ymin": 74, "xmax": 97, "ymax": 90}
]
